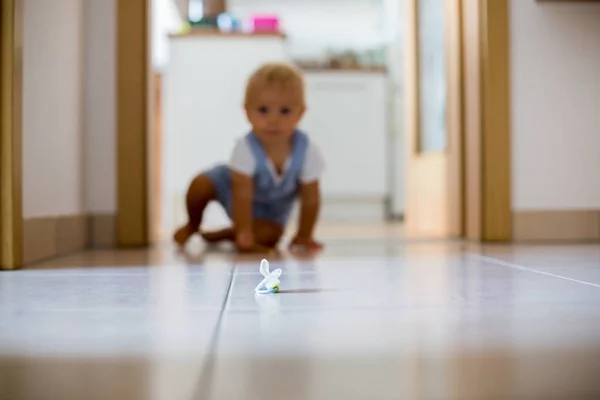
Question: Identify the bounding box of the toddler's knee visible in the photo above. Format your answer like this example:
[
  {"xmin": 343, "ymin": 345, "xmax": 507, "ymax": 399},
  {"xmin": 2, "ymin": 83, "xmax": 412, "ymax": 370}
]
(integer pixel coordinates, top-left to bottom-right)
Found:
[{"xmin": 186, "ymin": 174, "xmax": 215, "ymax": 202}]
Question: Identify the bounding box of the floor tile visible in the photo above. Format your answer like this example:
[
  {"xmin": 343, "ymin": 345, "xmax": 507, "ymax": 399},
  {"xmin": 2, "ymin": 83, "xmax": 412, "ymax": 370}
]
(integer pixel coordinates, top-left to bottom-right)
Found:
[
  {"xmin": 0, "ymin": 263, "xmax": 233, "ymax": 313},
  {"xmin": 476, "ymin": 244, "xmax": 600, "ymax": 285}
]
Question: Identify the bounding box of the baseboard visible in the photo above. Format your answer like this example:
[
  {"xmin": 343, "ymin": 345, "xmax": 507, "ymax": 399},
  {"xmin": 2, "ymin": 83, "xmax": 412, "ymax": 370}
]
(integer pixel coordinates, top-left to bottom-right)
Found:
[
  {"xmin": 512, "ymin": 210, "xmax": 600, "ymax": 242},
  {"xmin": 286, "ymin": 197, "xmax": 386, "ymax": 223},
  {"xmin": 315, "ymin": 196, "xmax": 387, "ymax": 222},
  {"xmin": 23, "ymin": 215, "xmax": 89, "ymax": 265},
  {"xmin": 88, "ymin": 213, "xmax": 117, "ymax": 248},
  {"xmin": 22, "ymin": 213, "xmax": 117, "ymax": 265},
  {"xmin": 22, "ymin": 217, "xmax": 59, "ymax": 265},
  {"xmin": 56, "ymin": 215, "xmax": 89, "ymax": 254}
]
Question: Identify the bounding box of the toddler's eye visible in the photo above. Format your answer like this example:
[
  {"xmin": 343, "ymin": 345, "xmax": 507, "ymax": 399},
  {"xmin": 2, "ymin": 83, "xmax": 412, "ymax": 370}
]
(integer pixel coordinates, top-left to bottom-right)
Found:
[
  {"xmin": 280, "ymin": 107, "xmax": 291, "ymax": 115},
  {"xmin": 258, "ymin": 106, "xmax": 268, "ymax": 114}
]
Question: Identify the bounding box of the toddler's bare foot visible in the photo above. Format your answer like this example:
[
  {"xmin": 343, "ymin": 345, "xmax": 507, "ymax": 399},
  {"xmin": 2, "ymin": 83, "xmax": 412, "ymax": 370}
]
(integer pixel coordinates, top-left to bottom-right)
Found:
[
  {"xmin": 173, "ymin": 224, "xmax": 196, "ymax": 247},
  {"xmin": 239, "ymin": 243, "xmax": 276, "ymax": 254},
  {"xmin": 201, "ymin": 228, "xmax": 235, "ymax": 244}
]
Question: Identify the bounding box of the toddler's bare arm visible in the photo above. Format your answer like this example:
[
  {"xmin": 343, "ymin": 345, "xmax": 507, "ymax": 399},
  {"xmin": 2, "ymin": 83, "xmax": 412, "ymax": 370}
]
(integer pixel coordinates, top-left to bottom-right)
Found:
[
  {"xmin": 296, "ymin": 181, "xmax": 320, "ymax": 239},
  {"xmin": 231, "ymin": 170, "xmax": 254, "ymax": 250},
  {"xmin": 289, "ymin": 181, "xmax": 323, "ymax": 253}
]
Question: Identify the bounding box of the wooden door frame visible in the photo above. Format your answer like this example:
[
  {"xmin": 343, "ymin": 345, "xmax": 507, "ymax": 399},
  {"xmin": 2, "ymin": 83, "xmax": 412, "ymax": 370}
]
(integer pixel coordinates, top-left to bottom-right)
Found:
[
  {"xmin": 116, "ymin": 0, "xmax": 151, "ymax": 247},
  {"xmin": 0, "ymin": 0, "xmax": 24, "ymax": 270},
  {"xmin": 462, "ymin": 0, "xmax": 511, "ymax": 241},
  {"xmin": 480, "ymin": 0, "xmax": 511, "ymax": 241},
  {"xmin": 115, "ymin": 0, "xmax": 511, "ymax": 244}
]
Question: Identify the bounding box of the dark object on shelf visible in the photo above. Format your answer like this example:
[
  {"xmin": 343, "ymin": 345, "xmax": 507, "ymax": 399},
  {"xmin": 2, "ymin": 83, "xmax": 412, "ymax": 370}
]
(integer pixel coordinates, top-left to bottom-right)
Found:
[{"xmin": 189, "ymin": 16, "xmax": 218, "ymax": 29}]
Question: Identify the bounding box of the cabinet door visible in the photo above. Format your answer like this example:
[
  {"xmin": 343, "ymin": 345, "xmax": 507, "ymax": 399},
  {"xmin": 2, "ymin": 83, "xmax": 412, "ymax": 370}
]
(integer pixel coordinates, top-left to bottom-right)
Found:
[{"xmin": 301, "ymin": 74, "xmax": 388, "ymax": 199}]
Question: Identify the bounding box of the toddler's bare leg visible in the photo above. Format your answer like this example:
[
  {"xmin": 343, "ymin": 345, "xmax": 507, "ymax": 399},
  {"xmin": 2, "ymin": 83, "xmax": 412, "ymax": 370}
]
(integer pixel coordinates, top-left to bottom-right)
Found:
[
  {"xmin": 173, "ymin": 174, "xmax": 216, "ymax": 246},
  {"xmin": 201, "ymin": 228, "xmax": 235, "ymax": 243},
  {"xmin": 201, "ymin": 219, "xmax": 283, "ymax": 252},
  {"xmin": 203, "ymin": 227, "xmax": 269, "ymax": 253},
  {"xmin": 206, "ymin": 219, "xmax": 283, "ymax": 253}
]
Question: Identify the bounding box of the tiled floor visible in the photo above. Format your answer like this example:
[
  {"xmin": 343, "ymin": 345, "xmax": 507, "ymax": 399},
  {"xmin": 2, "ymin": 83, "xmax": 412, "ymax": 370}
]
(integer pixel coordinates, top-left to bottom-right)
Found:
[{"xmin": 1, "ymin": 223, "xmax": 600, "ymax": 400}]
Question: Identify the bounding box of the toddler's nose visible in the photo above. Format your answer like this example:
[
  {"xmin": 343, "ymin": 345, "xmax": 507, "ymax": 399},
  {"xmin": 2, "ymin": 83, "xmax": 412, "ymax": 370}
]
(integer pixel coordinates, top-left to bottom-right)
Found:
[{"xmin": 266, "ymin": 116, "xmax": 280, "ymax": 128}]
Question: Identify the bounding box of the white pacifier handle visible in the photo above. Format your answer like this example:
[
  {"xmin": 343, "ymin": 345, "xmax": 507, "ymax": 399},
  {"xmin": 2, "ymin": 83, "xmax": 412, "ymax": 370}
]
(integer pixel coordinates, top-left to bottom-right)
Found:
[
  {"xmin": 255, "ymin": 259, "xmax": 281, "ymax": 293},
  {"xmin": 259, "ymin": 259, "xmax": 270, "ymax": 277}
]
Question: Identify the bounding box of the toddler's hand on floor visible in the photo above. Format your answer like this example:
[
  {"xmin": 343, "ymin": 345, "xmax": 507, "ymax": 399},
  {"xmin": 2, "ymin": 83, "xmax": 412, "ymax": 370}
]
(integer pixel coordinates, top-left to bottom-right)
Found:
[
  {"xmin": 236, "ymin": 231, "xmax": 255, "ymax": 252},
  {"xmin": 288, "ymin": 236, "xmax": 324, "ymax": 254}
]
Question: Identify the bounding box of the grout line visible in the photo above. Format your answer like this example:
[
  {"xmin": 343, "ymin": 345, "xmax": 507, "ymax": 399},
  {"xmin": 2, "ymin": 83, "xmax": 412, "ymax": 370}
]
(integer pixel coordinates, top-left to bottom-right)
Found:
[
  {"xmin": 190, "ymin": 261, "xmax": 237, "ymax": 400},
  {"xmin": 469, "ymin": 253, "xmax": 600, "ymax": 289}
]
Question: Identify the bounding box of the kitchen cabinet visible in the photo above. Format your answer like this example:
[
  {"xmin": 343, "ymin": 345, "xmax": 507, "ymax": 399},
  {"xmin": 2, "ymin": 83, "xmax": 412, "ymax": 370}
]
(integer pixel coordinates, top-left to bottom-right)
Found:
[{"xmin": 300, "ymin": 71, "xmax": 390, "ymax": 221}]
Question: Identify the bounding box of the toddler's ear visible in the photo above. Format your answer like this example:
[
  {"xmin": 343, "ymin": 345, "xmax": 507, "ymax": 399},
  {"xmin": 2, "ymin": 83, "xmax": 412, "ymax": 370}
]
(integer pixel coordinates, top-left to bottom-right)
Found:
[
  {"xmin": 298, "ymin": 105, "xmax": 307, "ymax": 119},
  {"xmin": 244, "ymin": 103, "xmax": 253, "ymax": 120}
]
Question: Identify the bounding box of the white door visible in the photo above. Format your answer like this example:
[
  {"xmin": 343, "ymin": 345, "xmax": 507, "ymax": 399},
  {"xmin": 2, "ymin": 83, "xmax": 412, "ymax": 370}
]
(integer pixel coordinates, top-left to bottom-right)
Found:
[{"xmin": 404, "ymin": 0, "xmax": 463, "ymax": 237}]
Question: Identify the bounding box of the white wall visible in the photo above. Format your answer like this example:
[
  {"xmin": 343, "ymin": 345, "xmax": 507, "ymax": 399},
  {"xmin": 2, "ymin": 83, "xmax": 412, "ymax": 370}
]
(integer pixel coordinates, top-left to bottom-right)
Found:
[
  {"xmin": 511, "ymin": 0, "xmax": 600, "ymax": 211},
  {"xmin": 23, "ymin": 0, "xmax": 117, "ymax": 218},
  {"xmin": 152, "ymin": 0, "xmax": 181, "ymax": 72},
  {"xmin": 171, "ymin": 0, "xmax": 187, "ymax": 20},
  {"xmin": 84, "ymin": 0, "xmax": 116, "ymax": 214},
  {"xmin": 22, "ymin": 0, "xmax": 85, "ymax": 218}
]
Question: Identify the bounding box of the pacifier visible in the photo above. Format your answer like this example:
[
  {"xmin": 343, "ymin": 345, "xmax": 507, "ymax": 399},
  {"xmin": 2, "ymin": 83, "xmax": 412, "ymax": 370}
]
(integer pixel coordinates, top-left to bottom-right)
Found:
[{"xmin": 254, "ymin": 259, "xmax": 281, "ymax": 294}]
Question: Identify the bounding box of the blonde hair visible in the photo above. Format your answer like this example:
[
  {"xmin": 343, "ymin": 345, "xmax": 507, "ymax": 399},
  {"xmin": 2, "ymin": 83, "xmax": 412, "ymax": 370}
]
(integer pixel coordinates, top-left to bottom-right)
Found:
[{"xmin": 245, "ymin": 62, "xmax": 305, "ymax": 106}]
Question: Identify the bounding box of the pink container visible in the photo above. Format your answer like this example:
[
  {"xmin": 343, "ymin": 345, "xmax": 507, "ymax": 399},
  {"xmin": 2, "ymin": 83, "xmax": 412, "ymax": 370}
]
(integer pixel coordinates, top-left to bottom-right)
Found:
[{"xmin": 250, "ymin": 15, "xmax": 280, "ymax": 33}]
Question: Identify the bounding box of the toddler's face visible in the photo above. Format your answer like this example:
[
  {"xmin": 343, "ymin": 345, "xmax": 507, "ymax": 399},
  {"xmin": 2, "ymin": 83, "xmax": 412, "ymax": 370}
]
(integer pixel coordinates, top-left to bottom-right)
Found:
[{"xmin": 245, "ymin": 85, "xmax": 305, "ymax": 145}]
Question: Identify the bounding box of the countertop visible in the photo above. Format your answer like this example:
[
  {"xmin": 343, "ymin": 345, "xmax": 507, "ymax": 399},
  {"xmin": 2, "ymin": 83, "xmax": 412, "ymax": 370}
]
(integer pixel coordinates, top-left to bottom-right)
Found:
[{"xmin": 170, "ymin": 30, "xmax": 286, "ymax": 39}]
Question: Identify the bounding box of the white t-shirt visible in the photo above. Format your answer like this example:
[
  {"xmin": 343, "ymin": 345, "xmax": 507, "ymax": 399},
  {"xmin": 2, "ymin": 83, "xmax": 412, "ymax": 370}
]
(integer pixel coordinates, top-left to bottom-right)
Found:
[{"xmin": 229, "ymin": 137, "xmax": 325, "ymax": 184}]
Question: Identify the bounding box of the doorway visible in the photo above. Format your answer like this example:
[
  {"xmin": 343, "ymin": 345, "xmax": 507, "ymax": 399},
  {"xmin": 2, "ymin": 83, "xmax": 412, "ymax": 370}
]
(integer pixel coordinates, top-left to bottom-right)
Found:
[
  {"xmin": 116, "ymin": 0, "xmax": 512, "ymax": 248},
  {"xmin": 150, "ymin": 0, "xmax": 405, "ymax": 245}
]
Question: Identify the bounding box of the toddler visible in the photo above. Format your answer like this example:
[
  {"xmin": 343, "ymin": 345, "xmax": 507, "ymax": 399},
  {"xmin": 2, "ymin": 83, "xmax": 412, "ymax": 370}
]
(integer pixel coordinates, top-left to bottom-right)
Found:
[{"xmin": 173, "ymin": 63, "xmax": 324, "ymax": 253}]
